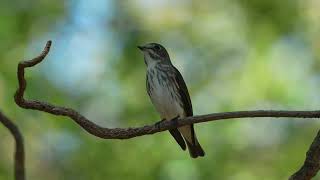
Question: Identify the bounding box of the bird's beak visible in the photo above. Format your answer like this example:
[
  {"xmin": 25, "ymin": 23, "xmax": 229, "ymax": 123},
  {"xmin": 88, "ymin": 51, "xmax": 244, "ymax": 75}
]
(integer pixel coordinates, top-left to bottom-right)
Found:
[{"xmin": 137, "ymin": 45, "xmax": 146, "ymax": 51}]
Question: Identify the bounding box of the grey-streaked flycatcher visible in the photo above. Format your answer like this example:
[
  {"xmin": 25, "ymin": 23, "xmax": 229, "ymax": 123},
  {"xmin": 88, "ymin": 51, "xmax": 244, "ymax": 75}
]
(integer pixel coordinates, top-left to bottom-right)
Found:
[{"xmin": 138, "ymin": 43, "xmax": 205, "ymax": 158}]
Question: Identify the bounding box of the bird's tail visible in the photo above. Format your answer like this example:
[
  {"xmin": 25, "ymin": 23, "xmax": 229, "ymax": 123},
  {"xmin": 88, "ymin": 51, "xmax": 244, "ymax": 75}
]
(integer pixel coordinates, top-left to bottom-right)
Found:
[
  {"xmin": 185, "ymin": 138, "xmax": 205, "ymax": 158},
  {"xmin": 178, "ymin": 125, "xmax": 205, "ymax": 158}
]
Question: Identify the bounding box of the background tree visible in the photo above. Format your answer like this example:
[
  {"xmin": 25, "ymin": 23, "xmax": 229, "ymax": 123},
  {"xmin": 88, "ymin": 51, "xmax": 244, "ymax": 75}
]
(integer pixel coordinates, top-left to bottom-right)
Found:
[{"xmin": 1, "ymin": 0, "xmax": 320, "ymax": 179}]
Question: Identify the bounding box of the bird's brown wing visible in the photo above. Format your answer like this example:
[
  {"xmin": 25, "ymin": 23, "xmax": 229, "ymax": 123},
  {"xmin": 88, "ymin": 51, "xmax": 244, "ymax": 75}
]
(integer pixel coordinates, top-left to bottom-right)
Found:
[
  {"xmin": 172, "ymin": 67, "xmax": 193, "ymax": 116},
  {"xmin": 173, "ymin": 67, "xmax": 205, "ymax": 158},
  {"xmin": 172, "ymin": 67, "xmax": 195, "ymax": 144}
]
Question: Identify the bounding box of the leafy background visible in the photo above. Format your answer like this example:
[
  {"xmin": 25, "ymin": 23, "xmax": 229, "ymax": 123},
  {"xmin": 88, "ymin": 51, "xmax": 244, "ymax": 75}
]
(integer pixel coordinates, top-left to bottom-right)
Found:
[{"xmin": 0, "ymin": 0, "xmax": 320, "ymax": 179}]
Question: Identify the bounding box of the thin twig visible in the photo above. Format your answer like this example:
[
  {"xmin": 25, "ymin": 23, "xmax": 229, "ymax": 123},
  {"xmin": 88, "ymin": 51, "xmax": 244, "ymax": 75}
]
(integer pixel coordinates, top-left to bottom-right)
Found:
[
  {"xmin": 14, "ymin": 40, "xmax": 320, "ymax": 179},
  {"xmin": 0, "ymin": 111, "xmax": 25, "ymax": 180}
]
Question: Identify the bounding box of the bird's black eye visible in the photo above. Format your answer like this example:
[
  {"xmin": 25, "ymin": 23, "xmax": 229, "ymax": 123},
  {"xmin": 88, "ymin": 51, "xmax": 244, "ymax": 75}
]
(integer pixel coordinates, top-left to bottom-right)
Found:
[{"xmin": 154, "ymin": 45, "xmax": 161, "ymax": 51}]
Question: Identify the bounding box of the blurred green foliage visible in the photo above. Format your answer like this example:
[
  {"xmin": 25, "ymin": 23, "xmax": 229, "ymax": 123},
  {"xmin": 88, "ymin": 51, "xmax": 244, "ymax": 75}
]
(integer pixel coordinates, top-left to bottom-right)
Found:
[{"xmin": 1, "ymin": 0, "xmax": 320, "ymax": 179}]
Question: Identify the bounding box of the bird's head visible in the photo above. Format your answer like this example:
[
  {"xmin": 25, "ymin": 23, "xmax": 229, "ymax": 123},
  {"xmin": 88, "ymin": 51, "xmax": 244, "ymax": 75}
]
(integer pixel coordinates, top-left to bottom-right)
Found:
[{"xmin": 138, "ymin": 43, "xmax": 171, "ymax": 66}]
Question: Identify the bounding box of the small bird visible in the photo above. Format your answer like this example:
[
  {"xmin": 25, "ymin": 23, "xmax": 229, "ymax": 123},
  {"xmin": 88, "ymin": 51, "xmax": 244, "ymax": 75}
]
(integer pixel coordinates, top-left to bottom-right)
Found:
[{"xmin": 138, "ymin": 43, "xmax": 205, "ymax": 158}]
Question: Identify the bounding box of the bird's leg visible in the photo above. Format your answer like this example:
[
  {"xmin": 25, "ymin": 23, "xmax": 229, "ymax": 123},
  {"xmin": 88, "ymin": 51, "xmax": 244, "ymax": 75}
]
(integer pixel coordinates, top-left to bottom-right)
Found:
[
  {"xmin": 155, "ymin": 116, "xmax": 180, "ymax": 130},
  {"xmin": 155, "ymin": 118, "xmax": 166, "ymax": 130}
]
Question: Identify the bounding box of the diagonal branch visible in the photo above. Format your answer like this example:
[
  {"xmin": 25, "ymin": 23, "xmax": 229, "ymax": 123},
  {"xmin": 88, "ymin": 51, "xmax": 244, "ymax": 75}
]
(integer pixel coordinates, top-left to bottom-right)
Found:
[
  {"xmin": 0, "ymin": 111, "xmax": 25, "ymax": 180},
  {"xmin": 14, "ymin": 41, "xmax": 320, "ymax": 179},
  {"xmin": 289, "ymin": 130, "xmax": 320, "ymax": 180}
]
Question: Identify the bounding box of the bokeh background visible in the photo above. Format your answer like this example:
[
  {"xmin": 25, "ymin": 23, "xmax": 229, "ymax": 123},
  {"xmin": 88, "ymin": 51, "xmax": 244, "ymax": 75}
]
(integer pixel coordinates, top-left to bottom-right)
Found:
[{"xmin": 1, "ymin": 0, "xmax": 320, "ymax": 179}]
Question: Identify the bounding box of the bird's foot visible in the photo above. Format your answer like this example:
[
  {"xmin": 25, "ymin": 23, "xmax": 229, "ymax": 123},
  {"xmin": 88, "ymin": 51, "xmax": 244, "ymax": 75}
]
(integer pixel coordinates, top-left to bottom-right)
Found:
[
  {"xmin": 155, "ymin": 119, "xmax": 166, "ymax": 130},
  {"xmin": 171, "ymin": 115, "xmax": 180, "ymax": 127}
]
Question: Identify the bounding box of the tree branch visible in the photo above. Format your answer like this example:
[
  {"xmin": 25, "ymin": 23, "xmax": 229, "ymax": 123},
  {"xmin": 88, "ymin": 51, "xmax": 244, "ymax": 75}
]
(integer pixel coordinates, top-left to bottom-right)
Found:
[
  {"xmin": 289, "ymin": 130, "xmax": 320, "ymax": 180},
  {"xmin": 14, "ymin": 40, "xmax": 320, "ymax": 179},
  {"xmin": 0, "ymin": 111, "xmax": 25, "ymax": 180}
]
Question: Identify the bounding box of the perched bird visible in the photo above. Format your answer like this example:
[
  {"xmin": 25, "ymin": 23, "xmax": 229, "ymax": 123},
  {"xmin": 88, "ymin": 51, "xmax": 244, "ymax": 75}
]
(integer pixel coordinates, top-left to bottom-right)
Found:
[{"xmin": 138, "ymin": 43, "xmax": 205, "ymax": 158}]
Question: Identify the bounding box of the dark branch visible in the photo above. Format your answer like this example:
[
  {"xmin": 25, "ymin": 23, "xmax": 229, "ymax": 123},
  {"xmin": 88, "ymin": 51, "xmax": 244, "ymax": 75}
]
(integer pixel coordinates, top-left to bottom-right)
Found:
[
  {"xmin": 0, "ymin": 111, "xmax": 25, "ymax": 180},
  {"xmin": 14, "ymin": 41, "xmax": 320, "ymax": 179},
  {"xmin": 289, "ymin": 130, "xmax": 320, "ymax": 180}
]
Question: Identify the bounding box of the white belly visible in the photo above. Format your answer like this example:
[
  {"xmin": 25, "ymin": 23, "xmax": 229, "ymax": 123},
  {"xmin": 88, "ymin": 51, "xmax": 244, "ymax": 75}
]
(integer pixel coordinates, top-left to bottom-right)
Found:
[{"xmin": 148, "ymin": 73, "xmax": 184, "ymax": 120}]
